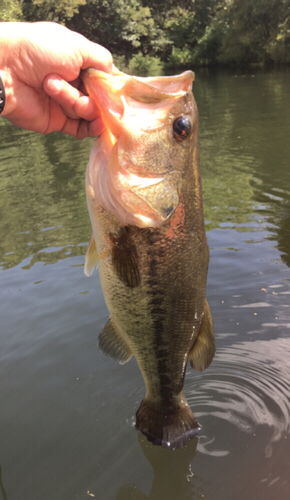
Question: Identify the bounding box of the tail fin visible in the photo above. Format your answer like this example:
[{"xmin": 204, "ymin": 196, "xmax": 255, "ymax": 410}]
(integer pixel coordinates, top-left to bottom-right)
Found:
[{"xmin": 135, "ymin": 399, "xmax": 200, "ymax": 450}]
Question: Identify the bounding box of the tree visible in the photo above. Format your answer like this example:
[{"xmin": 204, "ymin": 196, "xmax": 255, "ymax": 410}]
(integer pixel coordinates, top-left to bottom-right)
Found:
[{"xmin": 0, "ymin": 0, "xmax": 23, "ymax": 21}]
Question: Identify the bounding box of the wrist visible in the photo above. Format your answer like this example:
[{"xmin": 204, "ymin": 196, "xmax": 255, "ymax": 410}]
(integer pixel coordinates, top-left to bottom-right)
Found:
[
  {"xmin": 0, "ymin": 69, "xmax": 16, "ymax": 117},
  {"xmin": 0, "ymin": 23, "xmax": 27, "ymax": 117},
  {"xmin": 0, "ymin": 74, "xmax": 5, "ymax": 114},
  {"xmin": 0, "ymin": 24, "xmax": 8, "ymax": 115}
]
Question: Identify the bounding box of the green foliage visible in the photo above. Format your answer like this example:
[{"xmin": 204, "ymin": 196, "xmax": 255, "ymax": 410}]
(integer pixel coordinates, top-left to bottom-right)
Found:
[
  {"xmin": 121, "ymin": 5, "xmax": 154, "ymax": 49},
  {"xmin": 111, "ymin": 54, "xmax": 127, "ymax": 72},
  {"xmin": 0, "ymin": 0, "xmax": 23, "ymax": 21},
  {"xmin": 66, "ymin": 0, "xmax": 170, "ymax": 62},
  {"xmin": 22, "ymin": 0, "xmax": 86, "ymax": 23},
  {"xmin": 214, "ymin": 0, "xmax": 290, "ymax": 66},
  {"xmin": 166, "ymin": 47, "xmax": 193, "ymax": 69},
  {"xmin": 128, "ymin": 53, "xmax": 163, "ymax": 76},
  {"xmin": 34, "ymin": 0, "xmax": 86, "ymax": 20},
  {"xmin": 268, "ymin": 12, "xmax": 290, "ymax": 64},
  {"xmin": 2, "ymin": 0, "xmax": 290, "ymax": 68}
]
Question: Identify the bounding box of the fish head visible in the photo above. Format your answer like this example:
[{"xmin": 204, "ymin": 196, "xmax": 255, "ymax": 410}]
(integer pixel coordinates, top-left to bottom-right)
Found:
[{"xmin": 82, "ymin": 67, "xmax": 197, "ymax": 228}]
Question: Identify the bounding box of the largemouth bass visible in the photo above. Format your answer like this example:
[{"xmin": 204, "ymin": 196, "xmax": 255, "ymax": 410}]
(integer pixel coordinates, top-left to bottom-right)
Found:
[{"xmin": 82, "ymin": 66, "xmax": 215, "ymax": 450}]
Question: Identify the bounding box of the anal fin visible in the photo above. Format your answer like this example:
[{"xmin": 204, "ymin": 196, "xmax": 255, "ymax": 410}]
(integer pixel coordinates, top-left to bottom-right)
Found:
[
  {"xmin": 189, "ymin": 298, "xmax": 215, "ymax": 371},
  {"xmin": 99, "ymin": 318, "xmax": 133, "ymax": 364}
]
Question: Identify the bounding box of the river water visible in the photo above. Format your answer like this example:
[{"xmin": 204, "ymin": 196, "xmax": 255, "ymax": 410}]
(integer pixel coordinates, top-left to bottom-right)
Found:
[{"xmin": 0, "ymin": 69, "xmax": 290, "ymax": 500}]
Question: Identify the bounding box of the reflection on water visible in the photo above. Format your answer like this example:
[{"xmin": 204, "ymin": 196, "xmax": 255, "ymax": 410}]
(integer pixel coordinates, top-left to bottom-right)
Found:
[
  {"xmin": 0, "ymin": 122, "xmax": 93, "ymax": 270},
  {"xmin": 196, "ymin": 69, "xmax": 290, "ymax": 267},
  {"xmin": 116, "ymin": 434, "xmax": 199, "ymax": 500},
  {"xmin": 1, "ymin": 69, "xmax": 290, "ymax": 499}
]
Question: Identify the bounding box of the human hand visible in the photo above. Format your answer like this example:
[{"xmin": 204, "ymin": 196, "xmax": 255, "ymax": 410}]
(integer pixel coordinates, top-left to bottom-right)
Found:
[{"xmin": 0, "ymin": 22, "xmax": 112, "ymax": 138}]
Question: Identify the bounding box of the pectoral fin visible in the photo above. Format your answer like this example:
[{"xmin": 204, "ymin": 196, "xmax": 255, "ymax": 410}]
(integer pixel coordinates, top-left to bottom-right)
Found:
[
  {"xmin": 189, "ymin": 299, "xmax": 215, "ymax": 371},
  {"xmin": 84, "ymin": 235, "xmax": 98, "ymax": 277},
  {"xmin": 110, "ymin": 226, "xmax": 141, "ymax": 288},
  {"xmin": 98, "ymin": 318, "xmax": 133, "ymax": 364}
]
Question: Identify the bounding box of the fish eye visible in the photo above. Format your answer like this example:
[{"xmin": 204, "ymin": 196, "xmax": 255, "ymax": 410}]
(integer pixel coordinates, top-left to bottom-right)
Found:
[{"xmin": 173, "ymin": 116, "xmax": 191, "ymax": 140}]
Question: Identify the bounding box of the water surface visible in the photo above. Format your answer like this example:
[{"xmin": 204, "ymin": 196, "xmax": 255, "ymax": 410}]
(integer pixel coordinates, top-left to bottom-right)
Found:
[{"xmin": 1, "ymin": 69, "xmax": 290, "ymax": 500}]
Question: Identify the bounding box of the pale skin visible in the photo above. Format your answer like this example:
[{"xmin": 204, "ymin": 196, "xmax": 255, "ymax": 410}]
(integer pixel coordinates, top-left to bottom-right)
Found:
[{"xmin": 0, "ymin": 22, "xmax": 113, "ymax": 139}]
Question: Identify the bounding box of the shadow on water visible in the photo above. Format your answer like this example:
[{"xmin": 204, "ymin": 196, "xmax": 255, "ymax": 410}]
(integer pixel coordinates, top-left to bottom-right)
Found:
[{"xmin": 116, "ymin": 434, "xmax": 202, "ymax": 500}]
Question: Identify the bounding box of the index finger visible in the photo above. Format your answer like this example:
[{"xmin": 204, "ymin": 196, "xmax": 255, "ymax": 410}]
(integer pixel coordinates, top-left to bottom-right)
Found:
[
  {"xmin": 79, "ymin": 37, "xmax": 113, "ymax": 74},
  {"xmin": 44, "ymin": 74, "xmax": 101, "ymax": 121}
]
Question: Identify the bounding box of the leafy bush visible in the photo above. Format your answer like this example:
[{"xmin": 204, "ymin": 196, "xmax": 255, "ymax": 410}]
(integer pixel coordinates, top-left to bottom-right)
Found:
[
  {"xmin": 112, "ymin": 55, "xmax": 128, "ymax": 72},
  {"xmin": 166, "ymin": 47, "xmax": 193, "ymax": 69},
  {"xmin": 128, "ymin": 53, "xmax": 164, "ymax": 76},
  {"xmin": 0, "ymin": 0, "xmax": 23, "ymax": 21}
]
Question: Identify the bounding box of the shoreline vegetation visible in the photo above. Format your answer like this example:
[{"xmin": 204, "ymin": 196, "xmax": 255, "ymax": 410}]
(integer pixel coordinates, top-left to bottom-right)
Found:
[{"xmin": 1, "ymin": 0, "xmax": 290, "ymax": 75}]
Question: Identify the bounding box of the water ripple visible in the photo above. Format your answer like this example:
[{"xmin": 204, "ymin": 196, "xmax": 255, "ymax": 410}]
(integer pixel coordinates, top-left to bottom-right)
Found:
[{"xmin": 187, "ymin": 338, "xmax": 290, "ymax": 457}]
